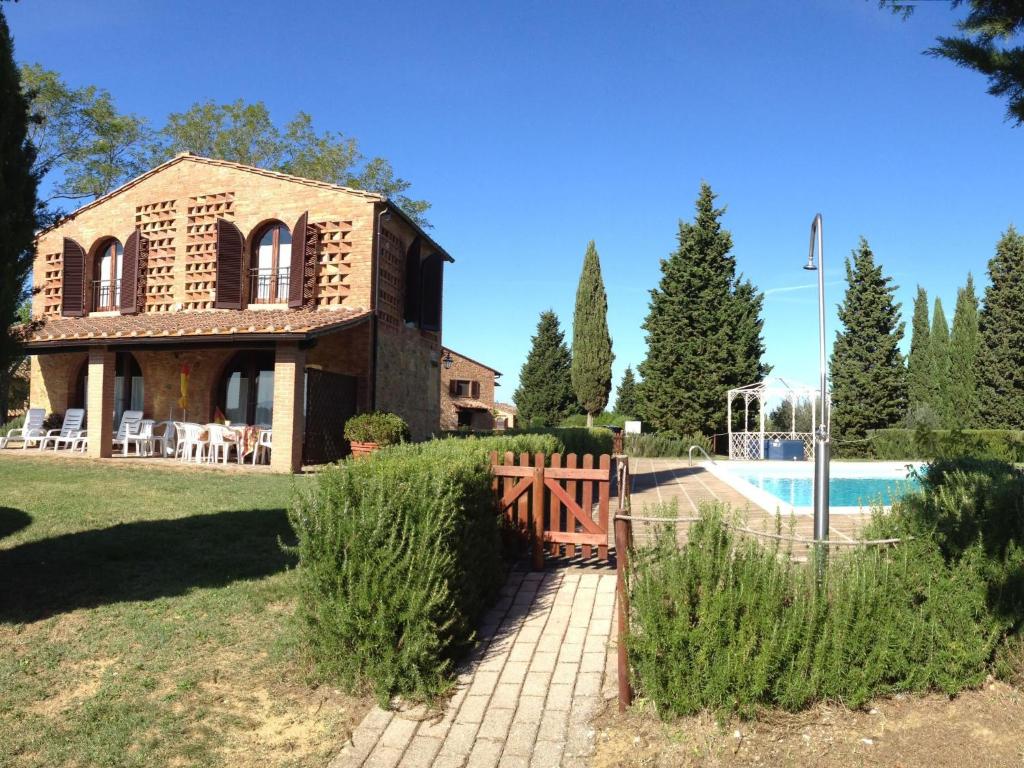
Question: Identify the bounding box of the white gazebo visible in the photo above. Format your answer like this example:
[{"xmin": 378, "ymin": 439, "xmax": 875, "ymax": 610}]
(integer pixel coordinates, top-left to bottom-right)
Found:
[{"xmin": 726, "ymin": 377, "xmax": 830, "ymax": 461}]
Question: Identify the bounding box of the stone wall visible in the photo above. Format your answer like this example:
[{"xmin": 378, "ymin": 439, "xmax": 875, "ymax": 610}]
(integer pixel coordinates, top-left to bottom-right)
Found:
[
  {"xmin": 439, "ymin": 349, "xmax": 500, "ymax": 431},
  {"xmin": 375, "ymin": 326, "xmax": 440, "ymax": 440}
]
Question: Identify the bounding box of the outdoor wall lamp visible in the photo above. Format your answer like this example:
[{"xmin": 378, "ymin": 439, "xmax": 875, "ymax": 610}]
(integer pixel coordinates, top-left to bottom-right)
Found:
[
  {"xmin": 803, "ymin": 213, "xmax": 830, "ymax": 552},
  {"xmin": 442, "ymin": 351, "xmax": 454, "ymax": 370}
]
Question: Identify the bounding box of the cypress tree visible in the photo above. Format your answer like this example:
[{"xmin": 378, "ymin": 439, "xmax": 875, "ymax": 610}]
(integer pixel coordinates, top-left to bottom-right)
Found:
[
  {"xmin": 949, "ymin": 273, "xmax": 980, "ymax": 428},
  {"xmin": 0, "ymin": 8, "xmax": 39, "ymax": 423},
  {"xmin": 513, "ymin": 310, "xmax": 576, "ymax": 427},
  {"xmin": 570, "ymin": 240, "xmax": 614, "ymax": 426},
  {"xmin": 978, "ymin": 227, "xmax": 1024, "ymax": 428},
  {"xmin": 614, "ymin": 367, "xmax": 639, "ymax": 417},
  {"xmin": 830, "ymin": 238, "xmax": 907, "ymax": 442},
  {"xmin": 928, "ymin": 297, "xmax": 951, "ymax": 426},
  {"xmin": 906, "ymin": 286, "xmax": 931, "ymax": 416},
  {"xmin": 637, "ymin": 183, "xmax": 766, "ymax": 436}
]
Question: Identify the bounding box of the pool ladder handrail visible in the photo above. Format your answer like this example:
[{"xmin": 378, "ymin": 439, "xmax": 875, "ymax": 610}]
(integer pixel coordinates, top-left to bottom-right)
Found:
[{"xmin": 688, "ymin": 445, "xmax": 717, "ymax": 467}]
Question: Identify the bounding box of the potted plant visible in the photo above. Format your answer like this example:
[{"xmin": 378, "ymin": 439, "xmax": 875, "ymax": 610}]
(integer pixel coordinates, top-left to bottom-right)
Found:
[{"xmin": 344, "ymin": 411, "xmax": 410, "ymax": 457}]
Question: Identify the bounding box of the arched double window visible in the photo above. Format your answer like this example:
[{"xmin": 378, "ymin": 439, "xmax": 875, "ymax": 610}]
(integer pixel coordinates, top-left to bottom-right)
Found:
[
  {"xmin": 92, "ymin": 238, "xmax": 123, "ymax": 311},
  {"xmin": 217, "ymin": 351, "xmax": 276, "ymax": 426},
  {"xmin": 251, "ymin": 222, "xmax": 292, "ymax": 303}
]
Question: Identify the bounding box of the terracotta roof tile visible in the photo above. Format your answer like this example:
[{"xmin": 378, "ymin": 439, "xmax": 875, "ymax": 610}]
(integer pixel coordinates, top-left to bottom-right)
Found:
[
  {"xmin": 25, "ymin": 307, "xmax": 370, "ymax": 349},
  {"xmin": 452, "ymin": 398, "xmax": 493, "ymax": 411}
]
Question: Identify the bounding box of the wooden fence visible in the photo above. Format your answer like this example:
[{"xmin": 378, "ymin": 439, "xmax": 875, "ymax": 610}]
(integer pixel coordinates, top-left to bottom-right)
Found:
[{"xmin": 489, "ymin": 451, "xmax": 613, "ymax": 569}]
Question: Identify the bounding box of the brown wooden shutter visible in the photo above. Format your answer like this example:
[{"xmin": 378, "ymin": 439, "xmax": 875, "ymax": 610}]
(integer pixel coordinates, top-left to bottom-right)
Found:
[
  {"xmin": 214, "ymin": 218, "xmax": 244, "ymax": 309},
  {"xmin": 449, "ymin": 380, "xmax": 458, "ymax": 396},
  {"xmin": 288, "ymin": 212, "xmax": 318, "ymax": 308},
  {"xmin": 119, "ymin": 229, "xmax": 149, "ymax": 315},
  {"xmin": 403, "ymin": 237, "xmax": 422, "ymax": 324},
  {"xmin": 61, "ymin": 237, "xmax": 86, "ymax": 317},
  {"xmin": 420, "ymin": 253, "xmax": 443, "ymax": 332},
  {"xmin": 471, "ymin": 381, "xmax": 480, "ymax": 399}
]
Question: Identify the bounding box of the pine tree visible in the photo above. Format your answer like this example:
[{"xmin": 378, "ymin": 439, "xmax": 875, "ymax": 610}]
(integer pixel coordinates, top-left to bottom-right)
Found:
[
  {"xmin": 949, "ymin": 273, "xmax": 981, "ymax": 428},
  {"xmin": 830, "ymin": 238, "xmax": 907, "ymax": 442},
  {"xmin": 928, "ymin": 297, "xmax": 951, "ymax": 426},
  {"xmin": 978, "ymin": 227, "xmax": 1024, "ymax": 428},
  {"xmin": 0, "ymin": 8, "xmax": 39, "ymax": 423},
  {"xmin": 614, "ymin": 367, "xmax": 639, "ymax": 417},
  {"xmin": 513, "ymin": 310, "xmax": 576, "ymax": 427},
  {"xmin": 906, "ymin": 286, "xmax": 931, "ymax": 417},
  {"xmin": 637, "ymin": 183, "xmax": 767, "ymax": 436},
  {"xmin": 570, "ymin": 241, "xmax": 614, "ymax": 426}
]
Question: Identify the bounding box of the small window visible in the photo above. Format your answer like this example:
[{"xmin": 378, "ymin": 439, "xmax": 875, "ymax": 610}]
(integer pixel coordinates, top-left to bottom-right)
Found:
[
  {"xmin": 250, "ymin": 223, "xmax": 291, "ymax": 303},
  {"xmin": 450, "ymin": 380, "xmax": 472, "ymax": 397},
  {"xmin": 92, "ymin": 238, "xmax": 123, "ymax": 311}
]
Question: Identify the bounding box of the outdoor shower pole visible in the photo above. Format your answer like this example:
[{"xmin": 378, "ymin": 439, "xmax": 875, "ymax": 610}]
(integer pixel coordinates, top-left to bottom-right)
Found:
[{"xmin": 804, "ymin": 214, "xmax": 830, "ymax": 547}]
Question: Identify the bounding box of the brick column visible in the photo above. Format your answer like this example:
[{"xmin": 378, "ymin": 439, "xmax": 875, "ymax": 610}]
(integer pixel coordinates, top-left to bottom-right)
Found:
[
  {"xmin": 270, "ymin": 343, "xmax": 306, "ymax": 473},
  {"xmin": 86, "ymin": 348, "xmax": 116, "ymax": 458}
]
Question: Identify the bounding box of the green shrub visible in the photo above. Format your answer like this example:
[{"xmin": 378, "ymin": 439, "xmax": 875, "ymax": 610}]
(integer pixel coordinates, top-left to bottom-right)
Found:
[
  {"xmin": 559, "ymin": 412, "xmax": 627, "ymax": 429},
  {"xmin": 624, "ymin": 431, "xmax": 712, "ymax": 458},
  {"xmin": 507, "ymin": 426, "xmax": 613, "ymax": 457},
  {"xmin": 866, "ymin": 428, "xmax": 1024, "ymax": 462},
  {"xmin": 343, "ymin": 411, "xmax": 410, "ymax": 446},
  {"xmin": 0, "ymin": 413, "xmax": 25, "ymax": 434},
  {"xmin": 288, "ymin": 432, "xmax": 558, "ymax": 704},
  {"xmin": 628, "ymin": 503, "xmax": 1001, "ymax": 717}
]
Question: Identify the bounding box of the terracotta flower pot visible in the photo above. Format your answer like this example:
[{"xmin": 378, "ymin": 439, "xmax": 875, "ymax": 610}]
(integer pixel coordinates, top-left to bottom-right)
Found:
[{"xmin": 349, "ymin": 440, "xmax": 380, "ymax": 458}]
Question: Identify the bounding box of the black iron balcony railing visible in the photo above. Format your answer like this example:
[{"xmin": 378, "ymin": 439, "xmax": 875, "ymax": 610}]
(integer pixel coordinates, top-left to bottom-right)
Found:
[
  {"xmin": 92, "ymin": 279, "xmax": 120, "ymax": 312},
  {"xmin": 249, "ymin": 267, "xmax": 290, "ymax": 304}
]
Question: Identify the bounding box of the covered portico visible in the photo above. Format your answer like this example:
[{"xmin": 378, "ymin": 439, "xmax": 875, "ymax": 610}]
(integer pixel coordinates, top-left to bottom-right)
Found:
[{"xmin": 24, "ymin": 308, "xmax": 372, "ymax": 472}]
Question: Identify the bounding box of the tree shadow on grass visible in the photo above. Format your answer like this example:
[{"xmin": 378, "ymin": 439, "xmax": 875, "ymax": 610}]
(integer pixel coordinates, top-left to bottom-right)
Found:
[
  {"xmin": 0, "ymin": 507, "xmax": 31, "ymax": 541},
  {"xmin": 0, "ymin": 508, "xmax": 296, "ymax": 623}
]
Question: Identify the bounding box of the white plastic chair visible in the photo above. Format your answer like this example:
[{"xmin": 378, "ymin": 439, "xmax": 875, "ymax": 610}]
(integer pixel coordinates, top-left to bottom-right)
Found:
[
  {"xmin": 151, "ymin": 421, "xmax": 175, "ymax": 457},
  {"xmin": 111, "ymin": 411, "xmax": 145, "ymax": 456},
  {"xmin": 253, "ymin": 428, "xmax": 272, "ymax": 464},
  {"xmin": 207, "ymin": 424, "xmax": 238, "ymax": 464},
  {"xmin": 178, "ymin": 422, "xmax": 208, "ymax": 463},
  {"xmin": 71, "ymin": 430, "xmax": 89, "ymax": 452},
  {"xmin": 1, "ymin": 408, "xmax": 46, "ymax": 449},
  {"xmin": 38, "ymin": 408, "xmax": 86, "ymax": 451},
  {"xmin": 123, "ymin": 419, "xmax": 156, "ymax": 457}
]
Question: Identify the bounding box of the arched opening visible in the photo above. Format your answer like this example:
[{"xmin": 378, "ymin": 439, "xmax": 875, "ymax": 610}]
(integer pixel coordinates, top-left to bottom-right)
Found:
[
  {"xmin": 114, "ymin": 352, "xmax": 144, "ymax": 428},
  {"xmin": 217, "ymin": 350, "xmax": 275, "ymax": 426},
  {"xmin": 92, "ymin": 237, "xmax": 123, "ymax": 311},
  {"xmin": 250, "ymin": 222, "xmax": 291, "ymax": 303}
]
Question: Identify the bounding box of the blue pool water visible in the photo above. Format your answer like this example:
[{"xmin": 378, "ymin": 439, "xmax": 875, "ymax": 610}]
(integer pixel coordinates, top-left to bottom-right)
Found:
[{"xmin": 736, "ymin": 474, "xmax": 920, "ymax": 508}]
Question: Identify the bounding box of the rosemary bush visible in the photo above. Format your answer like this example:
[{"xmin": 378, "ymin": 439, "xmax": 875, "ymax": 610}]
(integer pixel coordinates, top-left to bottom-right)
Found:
[
  {"xmin": 624, "ymin": 431, "xmax": 712, "ymax": 458},
  {"xmin": 288, "ymin": 433, "xmax": 559, "ymax": 703}
]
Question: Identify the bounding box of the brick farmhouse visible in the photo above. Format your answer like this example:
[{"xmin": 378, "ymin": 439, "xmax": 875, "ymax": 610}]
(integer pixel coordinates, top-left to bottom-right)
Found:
[
  {"xmin": 25, "ymin": 153, "xmax": 451, "ymax": 471},
  {"xmin": 439, "ymin": 347, "xmax": 504, "ymax": 431}
]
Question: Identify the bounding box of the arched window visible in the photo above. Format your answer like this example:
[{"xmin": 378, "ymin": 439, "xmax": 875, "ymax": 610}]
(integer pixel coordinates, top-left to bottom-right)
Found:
[
  {"xmin": 113, "ymin": 352, "xmax": 143, "ymax": 428},
  {"xmin": 251, "ymin": 223, "xmax": 291, "ymax": 303},
  {"xmin": 93, "ymin": 238, "xmax": 123, "ymax": 311},
  {"xmin": 217, "ymin": 351, "xmax": 275, "ymax": 426}
]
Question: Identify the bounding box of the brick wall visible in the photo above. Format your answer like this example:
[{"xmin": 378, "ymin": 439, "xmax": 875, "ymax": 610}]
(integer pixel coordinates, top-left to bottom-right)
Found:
[
  {"xmin": 375, "ymin": 326, "xmax": 440, "ymax": 440},
  {"xmin": 439, "ymin": 350, "xmax": 499, "ymax": 431}
]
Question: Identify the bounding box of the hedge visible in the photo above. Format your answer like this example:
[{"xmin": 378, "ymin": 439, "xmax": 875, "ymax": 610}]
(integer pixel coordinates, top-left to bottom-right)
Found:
[
  {"xmin": 624, "ymin": 431, "xmax": 712, "ymax": 458},
  {"xmin": 865, "ymin": 428, "xmax": 1024, "ymax": 462},
  {"xmin": 288, "ymin": 433, "xmax": 559, "ymax": 703}
]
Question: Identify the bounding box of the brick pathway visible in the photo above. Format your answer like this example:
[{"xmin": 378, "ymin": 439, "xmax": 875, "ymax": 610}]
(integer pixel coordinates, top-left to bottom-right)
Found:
[{"xmin": 331, "ymin": 566, "xmax": 618, "ymax": 768}]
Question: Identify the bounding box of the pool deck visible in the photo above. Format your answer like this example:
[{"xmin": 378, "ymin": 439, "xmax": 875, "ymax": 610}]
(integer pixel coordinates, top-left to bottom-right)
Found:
[{"xmin": 623, "ymin": 458, "xmax": 874, "ymax": 551}]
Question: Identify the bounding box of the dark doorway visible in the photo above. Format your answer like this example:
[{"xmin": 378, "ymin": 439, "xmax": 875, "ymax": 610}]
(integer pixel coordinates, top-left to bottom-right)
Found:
[{"xmin": 303, "ymin": 369, "xmax": 357, "ymax": 464}]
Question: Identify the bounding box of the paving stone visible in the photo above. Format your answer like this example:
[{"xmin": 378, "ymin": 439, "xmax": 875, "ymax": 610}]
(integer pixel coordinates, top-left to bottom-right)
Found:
[
  {"xmin": 557, "ymin": 643, "xmax": 583, "ymax": 663},
  {"xmin": 468, "ymin": 670, "xmax": 501, "ymax": 697},
  {"xmin": 437, "ymin": 721, "xmax": 480, "ymax": 755},
  {"xmin": 573, "ymin": 671, "xmax": 603, "ymax": 697},
  {"xmin": 528, "ymin": 741, "xmax": 565, "ymax": 768},
  {"xmin": 397, "ymin": 735, "xmax": 443, "ymax": 768},
  {"xmin": 364, "ymin": 746, "xmax": 405, "ymax": 768},
  {"xmin": 490, "ymin": 682, "xmax": 522, "ymax": 709},
  {"xmin": 379, "ymin": 716, "xmax": 419, "ymax": 749},
  {"xmin": 497, "ymin": 754, "xmax": 531, "ymax": 768},
  {"xmin": 545, "ymin": 683, "xmax": 574, "ymax": 712},
  {"xmin": 524, "ymin": 670, "xmax": 552, "ymax": 691},
  {"xmin": 455, "ymin": 695, "xmax": 490, "ymax": 724},
  {"xmin": 508, "ymin": 642, "xmax": 536, "ymax": 662},
  {"xmin": 504, "ymin": 721, "xmax": 540, "ymax": 755},
  {"xmin": 551, "ymin": 662, "xmax": 579, "ymax": 685},
  {"xmin": 535, "ymin": 635, "xmax": 564, "ymax": 654},
  {"xmin": 529, "ymin": 652, "xmax": 557, "ymax": 672},
  {"xmin": 511, "ymin": 695, "xmax": 546, "ymax": 724},
  {"xmin": 580, "ymin": 652, "xmax": 606, "ymax": 673},
  {"xmin": 477, "ymin": 706, "xmax": 515, "ymax": 740},
  {"xmin": 466, "ymin": 738, "xmax": 503, "ymax": 768},
  {"xmin": 499, "ymin": 661, "xmax": 529, "ymax": 684}
]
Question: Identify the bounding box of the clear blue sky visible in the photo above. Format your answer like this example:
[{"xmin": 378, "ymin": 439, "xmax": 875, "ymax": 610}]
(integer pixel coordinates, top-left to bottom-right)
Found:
[{"xmin": 8, "ymin": 0, "xmax": 1023, "ymax": 403}]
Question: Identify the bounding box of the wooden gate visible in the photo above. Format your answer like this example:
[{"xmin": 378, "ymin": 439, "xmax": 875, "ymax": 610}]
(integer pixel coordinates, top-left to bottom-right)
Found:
[{"xmin": 490, "ymin": 451, "xmax": 612, "ymax": 568}]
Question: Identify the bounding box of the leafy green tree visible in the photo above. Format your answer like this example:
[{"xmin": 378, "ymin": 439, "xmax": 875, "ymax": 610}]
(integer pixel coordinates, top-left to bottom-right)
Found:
[
  {"xmin": 19, "ymin": 64, "xmax": 148, "ymax": 220},
  {"xmin": 949, "ymin": 273, "xmax": 981, "ymax": 428},
  {"xmin": 928, "ymin": 297, "xmax": 951, "ymax": 425},
  {"xmin": 883, "ymin": 1, "xmax": 1024, "ymax": 124},
  {"xmin": 830, "ymin": 238, "xmax": 907, "ymax": 442},
  {"xmin": 0, "ymin": 9, "xmax": 38, "ymax": 422},
  {"xmin": 570, "ymin": 241, "xmax": 614, "ymax": 426},
  {"xmin": 152, "ymin": 100, "xmax": 430, "ymax": 225},
  {"xmin": 907, "ymin": 286, "xmax": 931, "ymax": 416},
  {"xmin": 637, "ymin": 183, "xmax": 767, "ymax": 436},
  {"xmin": 766, "ymin": 397, "xmax": 819, "ymax": 433},
  {"xmin": 978, "ymin": 228, "xmax": 1024, "ymax": 428},
  {"xmin": 615, "ymin": 367, "xmax": 639, "ymax": 417},
  {"xmin": 513, "ymin": 310, "xmax": 577, "ymax": 426}
]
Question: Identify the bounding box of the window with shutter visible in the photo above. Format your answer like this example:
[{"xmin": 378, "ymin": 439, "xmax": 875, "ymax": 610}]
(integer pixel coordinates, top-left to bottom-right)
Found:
[
  {"xmin": 471, "ymin": 381, "xmax": 480, "ymax": 399},
  {"xmin": 61, "ymin": 238, "xmax": 86, "ymax": 317},
  {"xmin": 214, "ymin": 219, "xmax": 244, "ymax": 309},
  {"xmin": 403, "ymin": 237, "xmax": 422, "ymax": 324},
  {"xmin": 288, "ymin": 212, "xmax": 318, "ymax": 308},
  {"xmin": 420, "ymin": 253, "xmax": 444, "ymax": 332},
  {"xmin": 119, "ymin": 229, "xmax": 149, "ymax": 315}
]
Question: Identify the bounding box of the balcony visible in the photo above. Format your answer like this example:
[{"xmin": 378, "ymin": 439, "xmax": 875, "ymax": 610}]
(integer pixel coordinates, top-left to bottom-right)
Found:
[
  {"xmin": 92, "ymin": 279, "xmax": 121, "ymax": 312},
  {"xmin": 250, "ymin": 267, "xmax": 290, "ymax": 304}
]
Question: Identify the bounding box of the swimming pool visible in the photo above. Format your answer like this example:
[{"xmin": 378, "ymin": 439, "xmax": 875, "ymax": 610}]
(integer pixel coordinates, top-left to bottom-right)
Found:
[{"xmin": 707, "ymin": 461, "xmax": 922, "ymax": 514}]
